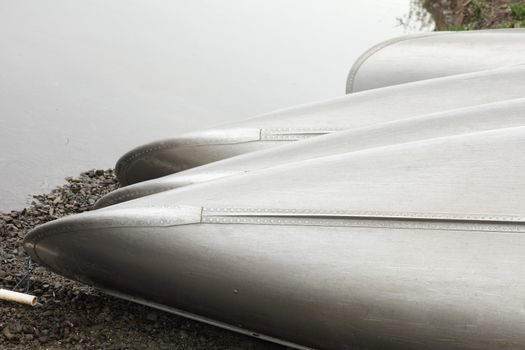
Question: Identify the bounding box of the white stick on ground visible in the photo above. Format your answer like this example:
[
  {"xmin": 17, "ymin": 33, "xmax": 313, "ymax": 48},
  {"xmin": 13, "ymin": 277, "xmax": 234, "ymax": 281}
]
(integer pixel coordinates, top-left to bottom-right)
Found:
[{"xmin": 0, "ymin": 288, "xmax": 37, "ymax": 306}]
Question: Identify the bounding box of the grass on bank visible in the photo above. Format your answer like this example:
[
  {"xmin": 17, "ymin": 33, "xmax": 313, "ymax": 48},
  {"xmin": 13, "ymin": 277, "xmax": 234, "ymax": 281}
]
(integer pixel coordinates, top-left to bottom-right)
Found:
[{"xmin": 445, "ymin": 0, "xmax": 525, "ymax": 30}]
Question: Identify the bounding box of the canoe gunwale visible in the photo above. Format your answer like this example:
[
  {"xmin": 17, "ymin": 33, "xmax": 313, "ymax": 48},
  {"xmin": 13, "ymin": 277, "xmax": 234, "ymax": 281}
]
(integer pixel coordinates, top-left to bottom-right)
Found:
[
  {"xmin": 345, "ymin": 32, "xmax": 452, "ymax": 93},
  {"xmin": 115, "ymin": 128, "xmax": 339, "ymax": 185}
]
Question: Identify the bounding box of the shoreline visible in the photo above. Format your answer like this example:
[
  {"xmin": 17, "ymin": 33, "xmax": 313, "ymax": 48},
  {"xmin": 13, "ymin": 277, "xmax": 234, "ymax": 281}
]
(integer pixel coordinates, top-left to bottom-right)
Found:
[{"xmin": 0, "ymin": 169, "xmax": 281, "ymax": 349}]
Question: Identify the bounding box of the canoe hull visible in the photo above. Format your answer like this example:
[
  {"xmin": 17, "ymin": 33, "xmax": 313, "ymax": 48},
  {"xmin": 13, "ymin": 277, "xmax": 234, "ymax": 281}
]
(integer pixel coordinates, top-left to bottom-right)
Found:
[
  {"xmin": 116, "ymin": 66, "xmax": 525, "ymax": 186},
  {"xmin": 347, "ymin": 29, "xmax": 525, "ymax": 92},
  {"xmin": 99, "ymin": 98, "xmax": 525, "ymax": 208},
  {"xmin": 25, "ymin": 217, "xmax": 525, "ymax": 350}
]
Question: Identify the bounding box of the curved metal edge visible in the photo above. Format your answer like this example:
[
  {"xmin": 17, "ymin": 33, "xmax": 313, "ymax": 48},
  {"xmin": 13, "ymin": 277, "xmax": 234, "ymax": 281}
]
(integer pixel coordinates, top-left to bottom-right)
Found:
[
  {"xmin": 94, "ymin": 184, "xmax": 179, "ymax": 209},
  {"xmin": 115, "ymin": 128, "xmax": 262, "ymax": 185},
  {"xmin": 101, "ymin": 288, "xmax": 315, "ymax": 350},
  {"xmin": 23, "ymin": 205, "xmax": 204, "ymax": 264},
  {"xmin": 345, "ymin": 32, "xmax": 452, "ymax": 93},
  {"xmin": 95, "ymin": 170, "xmax": 248, "ymax": 209},
  {"xmin": 114, "ymin": 127, "xmax": 345, "ymax": 186}
]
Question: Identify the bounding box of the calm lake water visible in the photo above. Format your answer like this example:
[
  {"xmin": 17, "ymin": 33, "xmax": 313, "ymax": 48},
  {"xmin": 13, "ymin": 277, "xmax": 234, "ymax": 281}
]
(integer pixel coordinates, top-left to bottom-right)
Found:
[{"xmin": 0, "ymin": 0, "xmax": 432, "ymax": 210}]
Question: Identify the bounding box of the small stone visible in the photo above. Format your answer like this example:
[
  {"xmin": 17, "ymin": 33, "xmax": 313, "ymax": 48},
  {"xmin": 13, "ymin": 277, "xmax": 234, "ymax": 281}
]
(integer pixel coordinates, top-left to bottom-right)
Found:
[
  {"xmin": 38, "ymin": 335, "xmax": 48, "ymax": 343},
  {"xmin": 23, "ymin": 326, "xmax": 34, "ymax": 334},
  {"xmin": 2, "ymin": 326, "xmax": 14, "ymax": 340},
  {"xmin": 179, "ymin": 330, "xmax": 188, "ymax": 339},
  {"xmin": 145, "ymin": 311, "xmax": 158, "ymax": 322}
]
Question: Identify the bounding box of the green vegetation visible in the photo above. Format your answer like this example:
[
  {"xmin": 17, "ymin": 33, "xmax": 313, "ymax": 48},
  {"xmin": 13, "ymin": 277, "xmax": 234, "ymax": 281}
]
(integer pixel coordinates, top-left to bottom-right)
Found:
[
  {"xmin": 416, "ymin": 0, "xmax": 525, "ymax": 31},
  {"xmin": 510, "ymin": 3, "xmax": 525, "ymax": 20},
  {"xmin": 447, "ymin": 0, "xmax": 487, "ymax": 31},
  {"xmin": 496, "ymin": 2, "xmax": 525, "ymax": 28},
  {"xmin": 447, "ymin": 1, "xmax": 499, "ymax": 31}
]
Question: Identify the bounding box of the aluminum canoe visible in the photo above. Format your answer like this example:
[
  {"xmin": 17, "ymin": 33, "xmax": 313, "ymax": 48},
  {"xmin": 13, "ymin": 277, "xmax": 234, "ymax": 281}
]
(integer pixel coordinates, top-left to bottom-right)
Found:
[
  {"xmin": 115, "ymin": 65, "xmax": 525, "ymax": 185},
  {"xmin": 98, "ymin": 98, "xmax": 525, "ymax": 207},
  {"xmin": 25, "ymin": 126, "xmax": 525, "ymax": 350},
  {"xmin": 347, "ymin": 28, "xmax": 525, "ymax": 92}
]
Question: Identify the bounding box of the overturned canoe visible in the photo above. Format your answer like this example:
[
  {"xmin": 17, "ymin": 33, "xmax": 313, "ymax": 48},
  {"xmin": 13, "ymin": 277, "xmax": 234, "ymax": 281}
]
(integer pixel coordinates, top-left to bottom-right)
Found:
[
  {"xmin": 347, "ymin": 28, "xmax": 525, "ymax": 92},
  {"xmin": 26, "ymin": 126, "xmax": 525, "ymax": 349},
  {"xmin": 116, "ymin": 65, "xmax": 525, "ymax": 185},
  {"xmin": 98, "ymin": 98, "xmax": 525, "ymax": 207}
]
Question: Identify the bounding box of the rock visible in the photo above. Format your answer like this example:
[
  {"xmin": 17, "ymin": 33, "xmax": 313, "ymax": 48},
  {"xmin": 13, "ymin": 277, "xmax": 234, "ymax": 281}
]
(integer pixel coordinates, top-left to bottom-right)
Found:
[
  {"xmin": 179, "ymin": 330, "xmax": 188, "ymax": 339},
  {"xmin": 2, "ymin": 326, "xmax": 15, "ymax": 340},
  {"xmin": 146, "ymin": 311, "xmax": 158, "ymax": 322},
  {"xmin": 38, "ymin": 335, "xmax": 48, "ymax": 343},
  {"xmin": 146, "ymin": 340, "xmax": 158, "ymax": 349},
  {"xmin": 10, "ymin": 322, "xmax": 23, "ymax": 334}
]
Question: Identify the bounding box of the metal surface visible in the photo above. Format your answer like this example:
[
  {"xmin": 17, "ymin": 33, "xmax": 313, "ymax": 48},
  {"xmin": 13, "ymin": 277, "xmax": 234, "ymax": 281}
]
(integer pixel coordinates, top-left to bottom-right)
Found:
[
  {"xmin": 116, "ymin": 65, "xmax": 525, "ymax": 185},
  {"xmin": 25, "ymin": 126, "xmax": 525, "ymax": 349},
  {"xmin": 347, "ymin": 29, "xmax": 525, "ymax": 92},
  {"xmin": 98, "ymin": 98, "xmax": 525, "ymax": 207}
]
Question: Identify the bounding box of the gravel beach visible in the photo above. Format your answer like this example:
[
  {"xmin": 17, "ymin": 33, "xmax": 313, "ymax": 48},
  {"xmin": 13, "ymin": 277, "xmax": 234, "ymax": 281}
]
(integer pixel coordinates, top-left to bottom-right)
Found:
[{"xmin": 0, "ymin": 170, "xmax": 284, "ymax": 350}]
